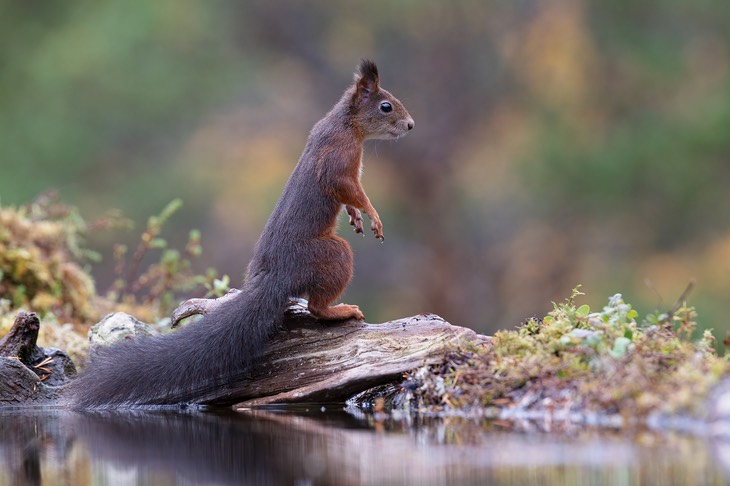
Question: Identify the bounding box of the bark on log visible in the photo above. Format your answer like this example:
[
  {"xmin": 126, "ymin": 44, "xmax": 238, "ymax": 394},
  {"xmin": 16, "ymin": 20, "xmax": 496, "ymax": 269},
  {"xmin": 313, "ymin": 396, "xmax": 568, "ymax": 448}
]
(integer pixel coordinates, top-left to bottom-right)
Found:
[
  {"xmin": 0, "ymin": 312, "xmax": 44, "ymax": 365},
  {"xmin": 0, "ymin": 358, "xmax": 59, "ymax": 403}
]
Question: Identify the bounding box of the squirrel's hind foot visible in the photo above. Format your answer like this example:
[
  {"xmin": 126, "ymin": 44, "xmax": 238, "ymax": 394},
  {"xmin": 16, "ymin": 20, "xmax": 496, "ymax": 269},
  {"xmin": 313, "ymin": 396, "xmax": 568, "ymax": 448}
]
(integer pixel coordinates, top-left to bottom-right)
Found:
[{"xmin": 309, "ymin": 303, "xmax": 365, "ymax": 322}]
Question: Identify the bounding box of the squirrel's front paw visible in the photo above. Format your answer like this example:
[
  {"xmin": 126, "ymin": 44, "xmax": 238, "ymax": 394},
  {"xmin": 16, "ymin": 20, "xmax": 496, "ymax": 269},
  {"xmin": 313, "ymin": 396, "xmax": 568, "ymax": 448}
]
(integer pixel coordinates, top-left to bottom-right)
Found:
[
  {"xmin": 371, "ymin": 219, "xmax": 384, "ymax": 241},
  {"xmin": 346, "ymin": 206, "xmax": 364, "ymax": 234}
]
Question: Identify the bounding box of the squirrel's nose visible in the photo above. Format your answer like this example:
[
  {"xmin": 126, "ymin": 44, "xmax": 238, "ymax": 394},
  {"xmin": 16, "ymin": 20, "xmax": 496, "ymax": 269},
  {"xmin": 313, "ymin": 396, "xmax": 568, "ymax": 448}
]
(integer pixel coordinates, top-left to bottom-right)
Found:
[{"xmin": 407, "ymin": 119, "xmax": 415, "ymax": 131}]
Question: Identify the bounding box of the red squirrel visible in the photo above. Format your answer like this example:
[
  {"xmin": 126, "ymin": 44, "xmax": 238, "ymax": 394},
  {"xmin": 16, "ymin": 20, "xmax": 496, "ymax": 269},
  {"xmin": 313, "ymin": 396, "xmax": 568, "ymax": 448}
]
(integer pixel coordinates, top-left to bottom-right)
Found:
[{"xmin": 68, "ymin": 60, "xmax": 414, "ymax": 408}]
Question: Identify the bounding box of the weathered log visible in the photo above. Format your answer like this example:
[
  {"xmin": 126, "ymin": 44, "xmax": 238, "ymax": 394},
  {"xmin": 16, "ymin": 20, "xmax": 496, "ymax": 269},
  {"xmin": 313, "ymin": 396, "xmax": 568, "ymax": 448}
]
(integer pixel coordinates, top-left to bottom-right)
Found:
[
  {"xmin": 0, "ymin": 299, "xmax": 480, "ymax": 407},
  {"xmin": 162, "ymin": 295, "xmax": 486, "ymax": 407},
  {"xmin": 177, "ymin": 299, "xmax": 482, "ymax": 406},
  {"xmin": 0, "ymin": 312, "xmax": 44, "ymax": 365},
  {"xmin": 0, "ymin": 312, "xmax": 76, "ymax": 404},
  {"xmin": 208, "ymin": 312, "xmax": 482, "ymax": 407}
]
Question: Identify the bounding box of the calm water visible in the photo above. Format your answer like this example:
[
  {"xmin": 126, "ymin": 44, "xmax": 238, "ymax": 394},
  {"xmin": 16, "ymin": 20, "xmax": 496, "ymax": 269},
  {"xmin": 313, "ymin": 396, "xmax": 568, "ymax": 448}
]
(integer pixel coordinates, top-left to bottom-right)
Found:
[{"xmin": 1, "ymin": 405, "xmax": 728, "ymax": 485}]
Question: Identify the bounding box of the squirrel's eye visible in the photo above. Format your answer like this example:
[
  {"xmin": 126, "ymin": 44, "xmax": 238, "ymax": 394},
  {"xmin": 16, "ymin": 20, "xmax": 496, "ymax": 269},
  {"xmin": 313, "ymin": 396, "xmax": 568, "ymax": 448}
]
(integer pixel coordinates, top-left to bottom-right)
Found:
[{"xmin": 380, "ymin": 101, "xmax": 393, "ymax": 113}]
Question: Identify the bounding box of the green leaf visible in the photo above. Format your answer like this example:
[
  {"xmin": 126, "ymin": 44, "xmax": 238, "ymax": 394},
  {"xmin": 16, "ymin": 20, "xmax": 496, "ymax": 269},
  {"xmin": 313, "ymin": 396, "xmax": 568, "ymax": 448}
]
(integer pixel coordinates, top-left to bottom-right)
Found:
[
  {"xmin": 210, "ymin": 275, "xmax": 231, "ymax": 297},
  {"xmin": 159, "ymin": 198, "xmax": 183, "ymax": 223},
  {"xmin": 149, "ymin": 238, "xmax": 167, "ymax": 249},
  {"xmin": 80, "ymin": 248, "xmax": 103, "ymax": 263},
  {"xmin": 576, "ymin": 304, "xmax": 590, "ymax": 318},
  {"xmin": 147, "ymin": 215, "xmax": 160, "ymax": 229},
  {"xmin": 161, "ymin": 248, "xmax": 180, "ymax": 264}
]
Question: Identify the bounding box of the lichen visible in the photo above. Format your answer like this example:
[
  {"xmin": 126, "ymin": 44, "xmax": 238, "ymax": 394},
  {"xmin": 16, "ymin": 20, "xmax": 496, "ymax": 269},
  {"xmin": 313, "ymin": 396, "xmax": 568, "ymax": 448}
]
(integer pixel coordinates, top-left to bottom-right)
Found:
[{"xmin": 408, "ymin": 287, "xmax": 729, "ymax": 419}]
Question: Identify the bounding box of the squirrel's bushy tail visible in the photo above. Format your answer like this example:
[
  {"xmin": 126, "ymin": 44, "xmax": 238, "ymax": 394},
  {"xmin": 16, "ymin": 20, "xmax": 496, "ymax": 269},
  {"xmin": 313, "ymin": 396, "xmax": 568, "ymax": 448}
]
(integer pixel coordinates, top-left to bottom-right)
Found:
[{"xmin": 67, "ymin": 278, "xmax": 287, "ymax": 409}]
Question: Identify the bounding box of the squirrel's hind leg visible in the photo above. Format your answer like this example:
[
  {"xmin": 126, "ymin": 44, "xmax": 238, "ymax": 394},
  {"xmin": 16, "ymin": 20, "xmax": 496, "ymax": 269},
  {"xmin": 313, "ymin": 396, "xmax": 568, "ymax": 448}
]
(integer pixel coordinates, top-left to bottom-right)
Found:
[{"xmin": 304, "ymin": 236, "xmax": 364, "ymax": 321}]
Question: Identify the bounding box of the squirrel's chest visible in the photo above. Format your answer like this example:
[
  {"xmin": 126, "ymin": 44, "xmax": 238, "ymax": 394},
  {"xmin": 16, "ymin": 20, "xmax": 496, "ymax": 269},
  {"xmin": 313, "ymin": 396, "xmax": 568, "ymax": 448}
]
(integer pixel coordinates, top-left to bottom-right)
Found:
[{"xmin": 312, "ymin": 146, "xmax": 364, "ymax": 182}]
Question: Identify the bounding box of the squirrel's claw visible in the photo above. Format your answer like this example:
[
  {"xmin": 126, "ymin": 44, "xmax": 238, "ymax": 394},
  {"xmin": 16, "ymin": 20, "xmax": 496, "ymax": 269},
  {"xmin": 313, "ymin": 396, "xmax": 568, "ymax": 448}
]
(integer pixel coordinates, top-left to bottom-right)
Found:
[
  {"xmin": 370, "ymin": 218, "xmax": 384, "ymax": 241},
  {"xmin": 346, "ymin": 206, "xmax": 364, "ymax": 234}
]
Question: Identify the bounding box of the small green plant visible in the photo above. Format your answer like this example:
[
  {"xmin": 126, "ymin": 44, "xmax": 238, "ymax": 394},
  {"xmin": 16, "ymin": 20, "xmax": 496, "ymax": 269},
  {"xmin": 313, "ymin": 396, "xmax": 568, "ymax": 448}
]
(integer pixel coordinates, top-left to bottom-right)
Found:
[
  {"xmin": 408, "ymin": 286, "xmax": 729, "ymax": 418},
  {"xmin": 104, "ymin": 198, "xmax": 230, "ymax": 321}
]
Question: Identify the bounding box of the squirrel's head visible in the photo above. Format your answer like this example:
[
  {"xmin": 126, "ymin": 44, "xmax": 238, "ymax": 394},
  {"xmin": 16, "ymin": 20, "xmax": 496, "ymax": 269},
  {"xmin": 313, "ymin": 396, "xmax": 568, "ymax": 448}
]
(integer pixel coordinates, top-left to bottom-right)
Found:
[{"xmin": 349, "ymin": 59, "xmax": 414, "ymax": 140}]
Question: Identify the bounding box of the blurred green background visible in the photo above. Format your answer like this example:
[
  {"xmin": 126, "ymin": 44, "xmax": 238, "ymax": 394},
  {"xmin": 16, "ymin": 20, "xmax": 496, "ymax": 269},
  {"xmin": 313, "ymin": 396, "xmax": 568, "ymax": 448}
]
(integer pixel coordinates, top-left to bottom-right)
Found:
[{"xmin": 2, "ymin": 0, "xmax": 729, "ymax": 337}]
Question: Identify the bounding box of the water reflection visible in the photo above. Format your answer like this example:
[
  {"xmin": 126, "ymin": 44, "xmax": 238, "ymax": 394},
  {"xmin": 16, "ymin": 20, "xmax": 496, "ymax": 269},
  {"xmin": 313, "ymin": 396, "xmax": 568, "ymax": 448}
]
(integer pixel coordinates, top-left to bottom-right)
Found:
[{"xmin": 1, "ymin": 406, "xmax": 729, "ymax": 485}]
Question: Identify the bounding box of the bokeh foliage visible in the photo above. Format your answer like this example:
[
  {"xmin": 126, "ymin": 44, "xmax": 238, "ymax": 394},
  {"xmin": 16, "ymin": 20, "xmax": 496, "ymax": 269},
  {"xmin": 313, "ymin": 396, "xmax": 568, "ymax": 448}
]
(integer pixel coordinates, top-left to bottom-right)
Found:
[{"xmin": 1, "ymin": 0, "xmax": 729, "ymax": 339}]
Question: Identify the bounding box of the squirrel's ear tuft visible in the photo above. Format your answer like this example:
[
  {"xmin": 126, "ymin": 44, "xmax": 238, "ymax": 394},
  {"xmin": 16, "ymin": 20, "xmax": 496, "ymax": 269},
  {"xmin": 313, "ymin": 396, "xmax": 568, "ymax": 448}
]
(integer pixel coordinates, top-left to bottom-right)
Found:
[
  {"xmin": 353, "ymin": 59, "xmax": 380, "ymax": 104},
  {"xmin": 355, "ymin": 59, "xmax": 379, "ymax": 85}
]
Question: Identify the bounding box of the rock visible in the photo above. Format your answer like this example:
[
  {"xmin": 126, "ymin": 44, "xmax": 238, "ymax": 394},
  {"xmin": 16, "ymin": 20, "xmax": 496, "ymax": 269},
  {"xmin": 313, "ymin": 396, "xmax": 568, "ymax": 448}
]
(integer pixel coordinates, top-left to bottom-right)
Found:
[{"xmin": 88, "ymin": 312, "xmax": 158, "ymax": 350}]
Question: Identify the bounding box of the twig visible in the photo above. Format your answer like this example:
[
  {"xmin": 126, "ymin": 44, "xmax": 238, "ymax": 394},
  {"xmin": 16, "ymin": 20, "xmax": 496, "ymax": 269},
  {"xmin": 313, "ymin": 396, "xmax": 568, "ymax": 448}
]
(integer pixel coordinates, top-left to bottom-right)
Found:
[
  {"xmin": 669, "ymin": 279, "xmax": 696, "ymax": 316},
  {"xmin": 33, "ymin": 356, "xmax": 54, "ymax": 369}
]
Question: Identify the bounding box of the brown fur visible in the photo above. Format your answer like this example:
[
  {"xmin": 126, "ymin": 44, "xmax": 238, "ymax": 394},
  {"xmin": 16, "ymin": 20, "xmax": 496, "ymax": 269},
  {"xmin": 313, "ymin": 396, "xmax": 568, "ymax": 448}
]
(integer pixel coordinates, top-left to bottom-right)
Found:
[{"xmin": 253, "ymin": 58, "xmax": 414, "ymax": 320}]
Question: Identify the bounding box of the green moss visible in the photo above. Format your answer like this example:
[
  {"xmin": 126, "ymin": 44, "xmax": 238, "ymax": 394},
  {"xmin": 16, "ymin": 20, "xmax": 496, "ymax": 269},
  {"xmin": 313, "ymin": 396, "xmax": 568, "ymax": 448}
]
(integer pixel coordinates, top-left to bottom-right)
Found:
[{"xmin": 409, "ymin": 287, "xmax": 729, "ymax": 418}]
